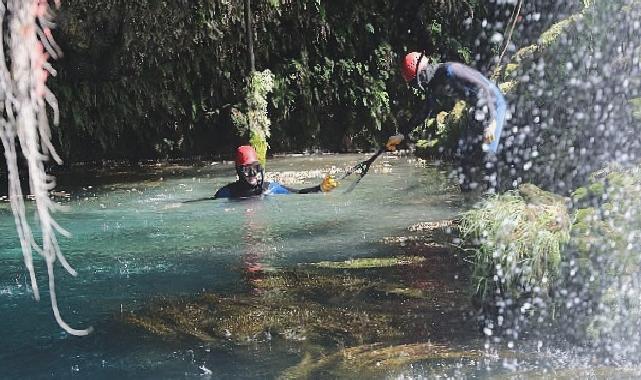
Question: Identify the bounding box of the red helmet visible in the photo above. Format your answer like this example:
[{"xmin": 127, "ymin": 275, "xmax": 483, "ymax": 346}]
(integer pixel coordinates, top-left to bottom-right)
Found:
[
  {"xmin": 235, "ymin": 145, "xmax": 258, "ymax": 166},
  {"xmin": 401, "ymin": 52, "xmax": 426, "ymax": 82}
]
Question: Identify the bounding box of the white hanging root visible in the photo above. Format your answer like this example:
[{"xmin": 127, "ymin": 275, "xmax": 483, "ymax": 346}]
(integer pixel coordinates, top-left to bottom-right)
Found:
[{"xmin": 0, "ymin": 0, "xmax": 92, "ymax": 335}]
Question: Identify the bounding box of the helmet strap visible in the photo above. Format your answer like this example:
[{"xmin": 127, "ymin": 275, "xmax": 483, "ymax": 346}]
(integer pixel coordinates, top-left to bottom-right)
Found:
[{"xmin": 415, "ymin": 51, "xmax": 426, "ymax": 88}]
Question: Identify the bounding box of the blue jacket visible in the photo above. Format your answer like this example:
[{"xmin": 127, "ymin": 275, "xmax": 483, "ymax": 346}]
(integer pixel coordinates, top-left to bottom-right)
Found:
[{"xmin": 214, "ymin": 181, "xmax": 321, "ymax": 199}]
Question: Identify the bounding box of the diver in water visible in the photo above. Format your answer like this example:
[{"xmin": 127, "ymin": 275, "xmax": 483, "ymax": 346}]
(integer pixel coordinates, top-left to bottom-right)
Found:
[
  {"xmin": 214, "ymin": 145, "xmax": 337, "ymax": 199},
  {"xmin": 400, "ymin": 52, "xmax": 507, "ymax": 193}
]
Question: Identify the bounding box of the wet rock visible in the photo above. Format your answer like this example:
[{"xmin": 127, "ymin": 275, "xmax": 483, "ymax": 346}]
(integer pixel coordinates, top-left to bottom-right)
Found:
[
  {"xmin": 279, "ymin": 342, "xmax": 485, "ymax": 379},
  {"xmin": 124, "ymin": 236, "xmax": 474, "ymax": 353},
  {"xmin": 126, "ymin": 292, "xmax": 403, "ymax": 346}
]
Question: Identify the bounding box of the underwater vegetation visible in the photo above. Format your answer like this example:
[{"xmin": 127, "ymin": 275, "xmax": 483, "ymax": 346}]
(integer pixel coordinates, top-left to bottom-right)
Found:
[{"xmin": 124, "ymin": 224, "xmax": 476, "ymax": 376}]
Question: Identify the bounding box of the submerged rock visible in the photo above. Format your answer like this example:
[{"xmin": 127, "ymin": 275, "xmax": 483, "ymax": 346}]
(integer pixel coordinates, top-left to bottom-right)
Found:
[
  {"xmin": 124, "ymin": 232, "xmax": 475, "ymax": 368},
  {"xmin": 127, "ymin": 292, "xmax": 403, "ymax": 345},
  {"xmin": 279, "ymin": 342, "xmax": 484, "ymax": 379}
]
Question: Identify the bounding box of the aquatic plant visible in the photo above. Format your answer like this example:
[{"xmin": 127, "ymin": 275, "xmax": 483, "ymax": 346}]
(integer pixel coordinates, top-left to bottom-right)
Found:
[
  {"xmin": 459, "ymin": 185, "xmax": 571, "ymax": 311},
  {"xmin": 0, "ymin": 1, "xmax": 90, "ymax": 335},
  {"xmin": 126, "ymin": 240, "xmax": 474, "ymax": 353},
  {"xmin": 126, "ymin": 270, "xmax": 409, "ymax": 346},
  {"xmin": 232, "ymin": 69, "xmax": 274, "ymax": 166}
]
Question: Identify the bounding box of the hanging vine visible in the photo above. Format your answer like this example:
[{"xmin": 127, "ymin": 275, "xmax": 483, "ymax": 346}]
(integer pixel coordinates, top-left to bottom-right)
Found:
[{"xmin": 0, "ymin": 0, "xmax": 91, "ymax": 335}]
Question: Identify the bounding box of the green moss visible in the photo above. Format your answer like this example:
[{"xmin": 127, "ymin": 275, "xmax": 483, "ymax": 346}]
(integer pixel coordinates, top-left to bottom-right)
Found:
[
  {"xmin": 519, "ymin": 183, "xmax": 566, "ymax": 206},
  {"xmin": 415, "ymin": 139, "xmax": 438, "ymax": 149},
  {"xmin": 418, "ymin": 100, "xmax": 469, "ymax": 157},
  {"xmin": 571, "ymin": 207, "xmax": 599, "ymax": 253},
  {"xmin": 460, "ymin": 184, "xmax": 571, "ymax": 305},
  {"xmin": 249, "ymin": 131, "xmax": 268, "ymax": 167},
  {"xmin": 504, "ymin": 63, "xmax": 520, "ymax": 78},
  {"xmin": 499, "ymin": 81, "xmax": 518, "ymax": 94},
  {"xmin": 310, "ymin": 256, "xmax": 427, "ymax": 269},
  {"xmin": 235, "ymin": 70, "xmax": 274, "ymax": 167},
  {"xmin": 573, "ymin": 207, "xmax": 597, "ymax": 230},
  {"xmin": 587, "ymin": 182, "xmax": 605, "ymax": 197},
  {"xmin": 605, "ymin": 171, "xmax": 628, "ymax": 187},
  {"xmin": 572, "ymin": 187, "xmax": 589, "ymax": 201},
  {"xmin": 538, "ymin": 15, "xmax": 582, "ymax": 48},
  {"xmin": 513, "ymin": 44, "xmax": 539, "ymax": 63}
]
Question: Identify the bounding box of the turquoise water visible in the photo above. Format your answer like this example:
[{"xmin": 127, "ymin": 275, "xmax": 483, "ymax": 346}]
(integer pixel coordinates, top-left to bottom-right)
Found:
[{"xmin": 1, "ymin": 154, "xmax": 466, "ymax": 378}]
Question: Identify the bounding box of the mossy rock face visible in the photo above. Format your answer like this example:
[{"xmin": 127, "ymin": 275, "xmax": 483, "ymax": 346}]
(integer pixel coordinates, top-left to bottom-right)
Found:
[
  {"xmin": 563, "ymin": 165, "xmax": 641, "ymax": 345},
  {"xmin": 538, "ymin": 15, "xmax": 583, "ymax": 48},
  {"xmin": 570, "ymin": 165, "xmax": 641, "ymax": 258},
  {"xmin": 514, "ymin": 44, "xmax": 539, "ymax": 64},
  {"xmin": 416, "ymin": 100, "xmax": 469, "ymax": 158}
]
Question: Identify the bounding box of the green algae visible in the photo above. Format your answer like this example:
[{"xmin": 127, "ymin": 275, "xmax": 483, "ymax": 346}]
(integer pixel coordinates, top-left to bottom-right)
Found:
[
  {"xmin": 310, "ymin": 256, "xmax": 427, "ymax": 269},
  {"xmin": 572, "ymin": 186, "xmax": 589, "ymax": 202}
]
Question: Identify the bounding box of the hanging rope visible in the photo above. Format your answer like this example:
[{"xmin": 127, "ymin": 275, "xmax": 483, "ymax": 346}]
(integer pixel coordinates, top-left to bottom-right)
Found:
[{"xmin": 498, "ymin": 0, "xmax": 524, "ymax": 64}]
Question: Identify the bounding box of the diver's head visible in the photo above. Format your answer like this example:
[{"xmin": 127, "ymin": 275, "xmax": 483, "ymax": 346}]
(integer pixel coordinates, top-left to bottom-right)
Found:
[
  {"xmin": 235, "ymin": 145, "xmax": 264, "ymax": 187},
  {"xmin": 401, "ymin": 51, "xmax": 429, "ymax": 86}
]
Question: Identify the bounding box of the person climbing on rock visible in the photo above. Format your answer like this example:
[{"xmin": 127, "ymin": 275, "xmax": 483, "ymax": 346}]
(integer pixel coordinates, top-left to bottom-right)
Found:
[
  {"xmin": 399, "ymin": 52, "xmax": 507, "ymax": 193},
  {"xmin": 214, "ymin": 145, "xmax": 337, "ymax": 199}
]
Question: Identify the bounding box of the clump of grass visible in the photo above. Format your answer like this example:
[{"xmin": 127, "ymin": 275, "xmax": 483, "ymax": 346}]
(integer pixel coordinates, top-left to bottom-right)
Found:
[{"xmin": 459, "ymin": 185, "xmax": 571, "ymax": 305}]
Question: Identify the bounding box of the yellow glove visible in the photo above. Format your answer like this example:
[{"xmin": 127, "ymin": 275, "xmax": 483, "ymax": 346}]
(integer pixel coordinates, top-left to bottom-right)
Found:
[
  {"xmin": 320, "ymin": 175, "xmax": 338, "ymax": 192},
  {"xmin": 385, "ymin": 134, "xmax": 405, "ymax": 151},
  {"xmin": 483, "ymin": 120, "xmax": 496, "ymax": 144}
]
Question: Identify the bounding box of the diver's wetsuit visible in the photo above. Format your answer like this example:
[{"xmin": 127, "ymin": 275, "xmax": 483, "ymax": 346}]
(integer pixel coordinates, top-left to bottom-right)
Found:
[
  {"xmin": 402, "ymin": 62, "xmax": 507, "ymax": 192},
  {"xmin": 214, "ymin": 181, "xmax": 322, "ymax": 199}
]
